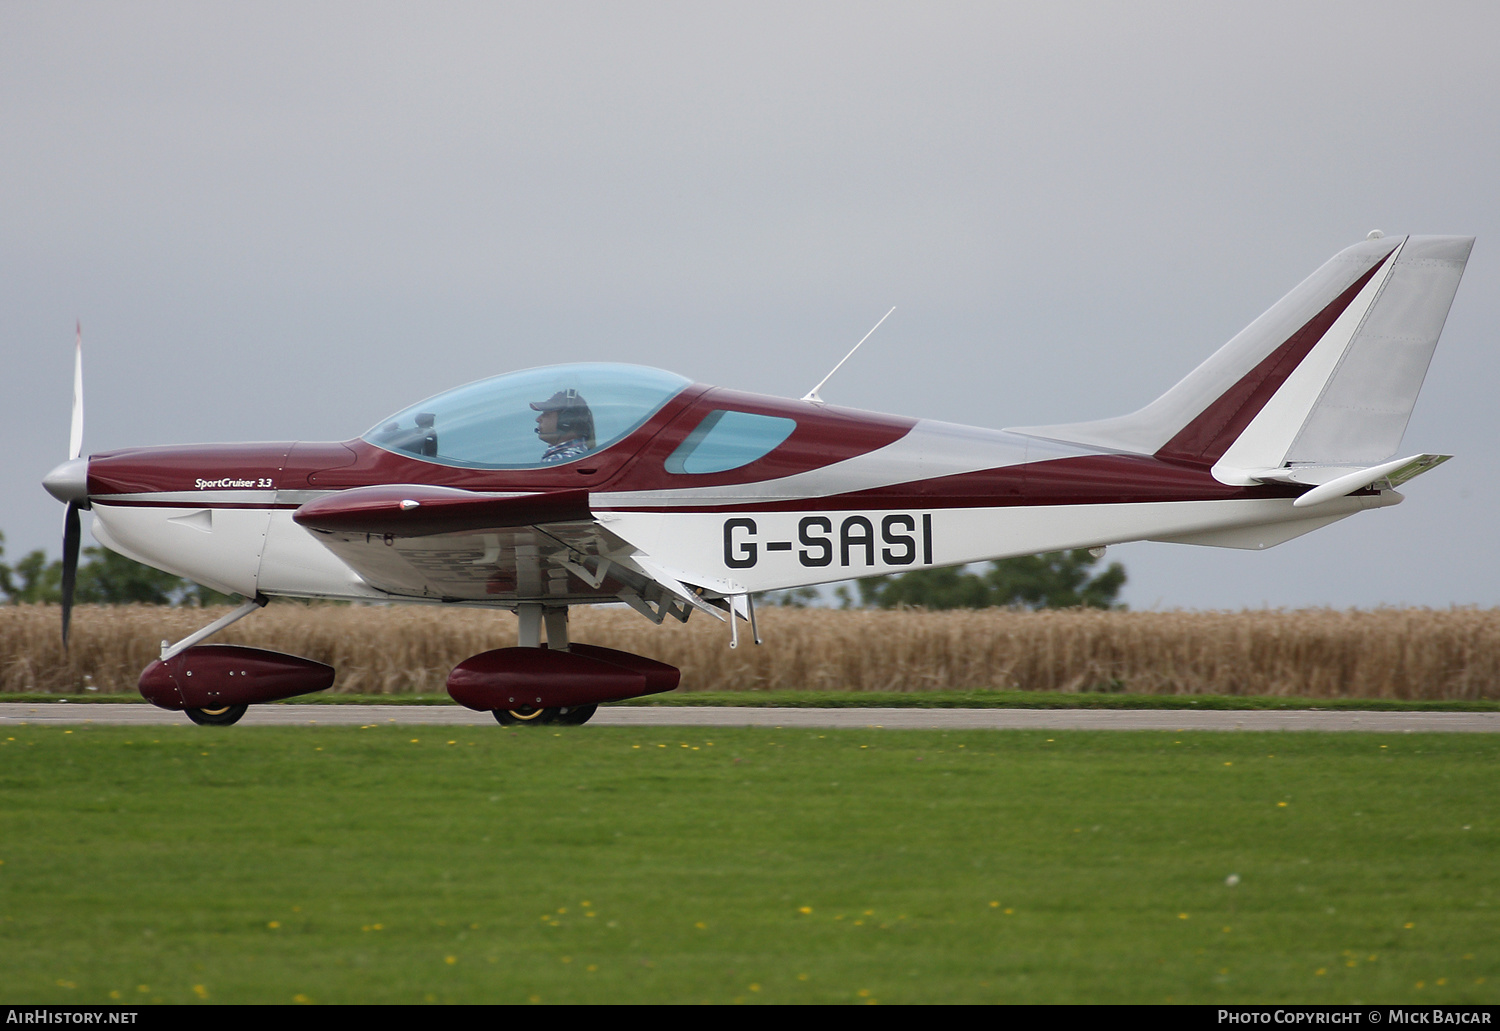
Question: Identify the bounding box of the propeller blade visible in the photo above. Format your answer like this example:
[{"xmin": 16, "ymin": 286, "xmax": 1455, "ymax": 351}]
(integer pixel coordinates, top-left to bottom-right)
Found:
[
  {"xmin": 69, "ymin": 321, "xmax": 84, "ymax": 461},
  {"xmin": 61, "ymin": 501, "xmax": 80, "ymax": 647}
]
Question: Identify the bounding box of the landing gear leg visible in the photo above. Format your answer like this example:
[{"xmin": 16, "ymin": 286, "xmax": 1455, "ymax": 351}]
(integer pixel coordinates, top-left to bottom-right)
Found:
[{"xmin": 489, "ymin": 605, "xmax": 591, "ymax": 726}]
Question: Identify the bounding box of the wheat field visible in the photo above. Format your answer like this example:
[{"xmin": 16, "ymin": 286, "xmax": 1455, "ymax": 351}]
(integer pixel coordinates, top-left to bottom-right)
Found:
[{"xmin": 4, "ymin": 602, "xmax": 1499, "ymax": 700}]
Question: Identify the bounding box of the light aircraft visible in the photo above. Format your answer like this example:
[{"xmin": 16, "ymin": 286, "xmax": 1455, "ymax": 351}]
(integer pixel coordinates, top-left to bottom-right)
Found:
[{"xmin": 42, "ymin": 233, "xmax": 1473, "ymax": 726}]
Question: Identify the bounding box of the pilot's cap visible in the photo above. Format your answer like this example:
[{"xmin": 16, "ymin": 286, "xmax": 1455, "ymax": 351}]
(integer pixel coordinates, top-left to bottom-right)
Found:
[{"xmin": 530, "ymin": 388, "xmax": 588, "ymax": 412}]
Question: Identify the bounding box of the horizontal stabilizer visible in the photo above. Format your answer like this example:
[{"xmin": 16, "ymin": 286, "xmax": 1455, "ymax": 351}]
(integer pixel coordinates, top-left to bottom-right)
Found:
[{"xmin": 1289, "ymin": 453, "xmax": 1450, "ymax": 508}]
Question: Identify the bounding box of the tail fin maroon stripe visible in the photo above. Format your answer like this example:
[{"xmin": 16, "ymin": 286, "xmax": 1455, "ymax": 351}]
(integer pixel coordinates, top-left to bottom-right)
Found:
[{"xmin": 1155, "ymin": 253, "xmax": 1392, "ymax": 466}]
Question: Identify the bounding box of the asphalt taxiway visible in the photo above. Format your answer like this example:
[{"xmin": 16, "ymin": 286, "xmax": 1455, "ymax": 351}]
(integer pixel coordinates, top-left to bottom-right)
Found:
[{"xmin": 1, "ymin": 702, "xmax": 1497, "ymax": 732}]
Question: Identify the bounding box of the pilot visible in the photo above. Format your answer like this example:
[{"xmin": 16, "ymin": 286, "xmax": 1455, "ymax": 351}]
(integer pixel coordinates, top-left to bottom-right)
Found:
[{"xmin": 530, "ymin": 388, "xmax": 597, "ymax": 464}]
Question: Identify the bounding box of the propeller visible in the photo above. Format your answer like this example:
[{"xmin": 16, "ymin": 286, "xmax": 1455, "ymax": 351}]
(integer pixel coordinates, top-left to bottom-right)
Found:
[
  {"xmin": 43, "ymin": 323, "xmax": 87, "ymax": 647},
  {"xmin": 61, "ymin": 499, "xmax": 80, "ymax": 646}
]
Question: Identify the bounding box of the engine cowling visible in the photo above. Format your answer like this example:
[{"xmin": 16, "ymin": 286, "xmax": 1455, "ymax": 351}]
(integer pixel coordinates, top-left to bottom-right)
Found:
[
  {"xmin": 139, "ymin": 645, "xmax": 336, "ymax": 711},
  {"xmin": 446, "ymin": 645, "xmax": 680, "ymax": 711}
]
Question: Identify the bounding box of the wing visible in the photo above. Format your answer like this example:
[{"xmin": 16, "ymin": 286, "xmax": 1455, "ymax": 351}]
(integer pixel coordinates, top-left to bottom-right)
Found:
[{"xmin": 291, "ymin": 484, "xmax": 730, "ymax": 625}]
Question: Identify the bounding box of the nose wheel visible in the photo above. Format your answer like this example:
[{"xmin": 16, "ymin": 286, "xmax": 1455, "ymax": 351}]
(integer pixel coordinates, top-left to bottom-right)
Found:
[{"xmin": 185, "ymin": 704, "xmax": 249, "ymax": 726}]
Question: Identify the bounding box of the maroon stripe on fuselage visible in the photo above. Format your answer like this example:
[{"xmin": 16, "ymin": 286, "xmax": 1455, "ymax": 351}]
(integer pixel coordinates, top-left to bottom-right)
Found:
[
  {"xmin": 1155, "ymin": 252, "xmax": 1393, "ymax": 466},
  {"xmin": 595, "ymin": 454, "xmax": 1312, "ymax": 514}
]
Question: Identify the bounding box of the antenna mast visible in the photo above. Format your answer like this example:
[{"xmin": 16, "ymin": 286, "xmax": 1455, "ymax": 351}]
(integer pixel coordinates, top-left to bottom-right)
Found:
[{"xmin": 801, "ymin": 307, "xmax": 895, "ymax": 405}]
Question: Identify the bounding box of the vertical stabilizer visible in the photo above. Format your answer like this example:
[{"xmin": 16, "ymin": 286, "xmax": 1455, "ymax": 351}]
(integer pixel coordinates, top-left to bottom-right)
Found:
[{"xmin": 1011, "ymin": 235, "xmax": 1472, "ymax": 483}]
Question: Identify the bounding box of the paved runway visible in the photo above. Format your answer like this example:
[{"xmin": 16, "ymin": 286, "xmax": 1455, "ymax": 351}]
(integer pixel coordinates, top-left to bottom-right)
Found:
[{"xmin": 2, "ymin": 702, "xmax": 1496, "ymax": 732}]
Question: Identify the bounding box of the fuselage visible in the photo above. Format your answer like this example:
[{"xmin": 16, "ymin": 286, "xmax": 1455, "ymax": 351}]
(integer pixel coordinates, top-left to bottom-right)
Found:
[{"xmin": 77, "ymin": 368, "xmax": 1390, "ymax": 605}]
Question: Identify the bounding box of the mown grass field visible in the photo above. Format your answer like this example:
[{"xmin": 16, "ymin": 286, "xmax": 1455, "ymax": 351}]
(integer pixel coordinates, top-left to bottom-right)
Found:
[{"xmin": 1, "ymin": 723, "xmax": 1495, "ymax": 1004}]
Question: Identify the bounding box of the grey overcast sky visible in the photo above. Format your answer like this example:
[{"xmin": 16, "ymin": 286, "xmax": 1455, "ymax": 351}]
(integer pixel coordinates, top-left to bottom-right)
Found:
[{"xmin": 3, "ymin": 2, "xmax": 1497, "ymax": 610}]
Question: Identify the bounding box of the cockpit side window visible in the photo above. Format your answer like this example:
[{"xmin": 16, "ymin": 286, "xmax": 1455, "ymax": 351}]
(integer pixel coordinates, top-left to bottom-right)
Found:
[
  {"xmin": 364, "ymin": 364, "xmax": 690, "ymax": 470},
  {"xmin": 664, "ymin": 410, "xmax": 797, "ymax": 474}
]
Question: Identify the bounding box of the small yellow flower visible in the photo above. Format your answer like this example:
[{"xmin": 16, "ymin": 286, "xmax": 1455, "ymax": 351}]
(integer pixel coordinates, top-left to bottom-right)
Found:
[
  {"xmin": 798, "ymin": 906, "xmax": 812, "ymax": 914},
  {"xmin": 268, "ymin": 921, "xmax": 280, "ymax": 929},
  {"xmin": 193, "ymin": 985, "xmax": 208, "ymax": 999},
  {"xmin": 445, "ymin": 956, "xmax": 457, "ymax": 965}
]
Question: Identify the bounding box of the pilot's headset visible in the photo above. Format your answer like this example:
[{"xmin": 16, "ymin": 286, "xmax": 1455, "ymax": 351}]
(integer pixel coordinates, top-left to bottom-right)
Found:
[
  {"xmin": 533, "ymin": 388, "xmax": 597, "ymax": 448},
  {"xmin": 555, "ymin": 390, "xmax": 596, "ymax": 448}
]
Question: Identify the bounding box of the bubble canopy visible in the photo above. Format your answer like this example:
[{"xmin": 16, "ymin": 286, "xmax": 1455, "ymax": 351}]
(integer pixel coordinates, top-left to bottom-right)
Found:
[{"xmin": 364, "ymin": 363, "xmax": 693, "ymax": 469}]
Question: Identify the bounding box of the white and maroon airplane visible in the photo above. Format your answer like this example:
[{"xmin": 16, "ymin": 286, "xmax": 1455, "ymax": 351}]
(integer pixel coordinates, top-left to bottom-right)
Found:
[{"xmin": 42, "ymin": 233, "xmax": 1473, "ymax": 725}]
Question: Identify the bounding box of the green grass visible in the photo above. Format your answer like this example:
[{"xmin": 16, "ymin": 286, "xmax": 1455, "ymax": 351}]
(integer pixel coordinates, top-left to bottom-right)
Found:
[
  {"xmin": 0, "ymin": 725, "xmax": 1495, "ymax": 1004},
  {"xmin": 9, "ymin": 690, "xmax": 1500, "ymax": 711}
]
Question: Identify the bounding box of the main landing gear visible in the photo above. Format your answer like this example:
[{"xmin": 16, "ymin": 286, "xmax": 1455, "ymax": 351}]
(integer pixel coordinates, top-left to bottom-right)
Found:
[{"xmin": 450, "ymin": 605, "xmax": 680, "ymax": 726}]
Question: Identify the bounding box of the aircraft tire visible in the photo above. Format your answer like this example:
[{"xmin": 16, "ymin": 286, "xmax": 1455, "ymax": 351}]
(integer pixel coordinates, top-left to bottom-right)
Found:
[
  {"xmin": 552, "ymin": 703, "xmax": 598, "ymax": 726},
  {"xmin": 185, "ymin": 704, "xmax": 249, "ymax": 726},
  {"xmin": 493, "ymin": 706, "xmax": 556, "ymax": 726}
]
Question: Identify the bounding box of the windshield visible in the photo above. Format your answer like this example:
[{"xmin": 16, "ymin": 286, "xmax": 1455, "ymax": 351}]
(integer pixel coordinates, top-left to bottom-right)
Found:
[{"xmin": 364, "ymin": 363, "xmax": 692, "ymax": 469}]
